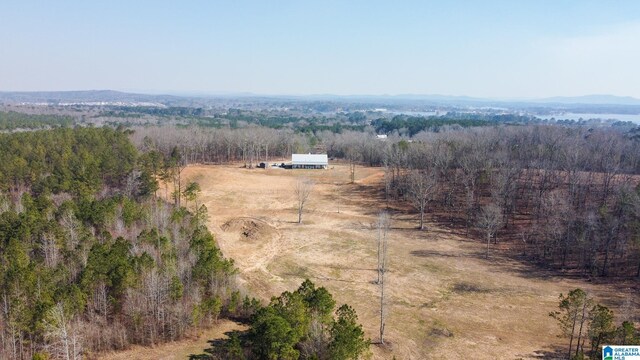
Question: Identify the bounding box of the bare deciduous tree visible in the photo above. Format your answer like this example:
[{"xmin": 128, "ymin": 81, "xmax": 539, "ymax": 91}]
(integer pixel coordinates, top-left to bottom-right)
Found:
[
  {"xmin": 0, "ymin": 192, "xmax": 10, "ymax": 214},
  {"xmin": 41, "ymin": 232, "xmax": 60, "ymax": 268},
  {"xmin": 407, "ymin": 169, "xmax": 438, "ymax": 230},
  {"xmin": 44, "ymin": 303, "xmax": 83, "ymax": 360},
  {"xmin": 376, "ymin": 211, "xmax": 390, "ymax": 344},
  {"xmin": 344, "ymin": 143, "xmax": 363, "ymax": 184},
  {"xmin": 59, "ymin": 209, "xmax": 80, "ymax": 250},
  {"xmin": 295, "ymin": 177, "xmax": 315, "ymax": 224},
  {"xmin": 458, "ymin": 143, "xmax": 485, "ymax": 234},
  {"xmin": 478, "ymin": 203, "xmax": 504, "ymax": 259}
]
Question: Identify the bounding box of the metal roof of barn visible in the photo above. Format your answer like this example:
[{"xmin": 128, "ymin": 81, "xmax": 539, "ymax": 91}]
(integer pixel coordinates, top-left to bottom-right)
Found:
[{"xmin": 291, "ymin": 154, "xmax": 328, "ymax": 165}]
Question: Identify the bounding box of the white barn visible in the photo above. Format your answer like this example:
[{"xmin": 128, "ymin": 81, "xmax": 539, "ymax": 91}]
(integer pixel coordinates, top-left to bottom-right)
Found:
[{"xmin": 291, "ymin": 154, "xmax": 328, "ymax": 169}]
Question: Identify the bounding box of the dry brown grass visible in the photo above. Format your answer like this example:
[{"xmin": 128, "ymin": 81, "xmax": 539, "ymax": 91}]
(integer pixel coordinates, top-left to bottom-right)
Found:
[{"xmin": 102, "ymin": 163, "xmax": 640, "ymax": 360}]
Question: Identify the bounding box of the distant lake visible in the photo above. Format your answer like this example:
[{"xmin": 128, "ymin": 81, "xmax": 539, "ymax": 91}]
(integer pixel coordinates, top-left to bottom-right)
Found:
[
  {"xmin": 536, "ymin": 113, "xmax": 640, "ymax": 123},
  {"xmin": 390, "ymin": 111, "xmax": 640, "ymax": 124},
  {"xmin": 392, "ymin": 111, "xmax": 443, "ymax": 117}
]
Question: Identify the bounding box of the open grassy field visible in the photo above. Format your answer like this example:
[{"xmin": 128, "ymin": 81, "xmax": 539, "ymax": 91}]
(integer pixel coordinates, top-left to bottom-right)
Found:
[{"xmin": 103, "ymin": 162, "xmax": 639, "ymax": 359}]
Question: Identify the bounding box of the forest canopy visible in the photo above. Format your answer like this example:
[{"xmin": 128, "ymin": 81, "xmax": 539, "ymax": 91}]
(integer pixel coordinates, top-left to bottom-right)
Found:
[
  {"xmin": 0, "ymin": 127, "xmax": 239, "ymax": 359},
  {"xmin": 0, "ymin": 111, "xmax": 73, "ymax": 130}
]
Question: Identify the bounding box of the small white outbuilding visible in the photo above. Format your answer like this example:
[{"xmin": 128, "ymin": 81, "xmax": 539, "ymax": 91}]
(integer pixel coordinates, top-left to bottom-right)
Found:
[{"xmin": 291, "ymin": 154, "xmax": 328, "ymax": 169}]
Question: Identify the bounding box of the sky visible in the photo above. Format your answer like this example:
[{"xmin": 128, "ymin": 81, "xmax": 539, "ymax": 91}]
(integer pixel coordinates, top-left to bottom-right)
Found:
[{"xmin": 1, "ymin": 1, "xmax": 640, "ymax": 98}]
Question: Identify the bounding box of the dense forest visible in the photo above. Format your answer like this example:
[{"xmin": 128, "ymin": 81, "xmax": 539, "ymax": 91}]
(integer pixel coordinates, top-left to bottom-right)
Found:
[
  {"xmin": 0, "ymin": 128, "xmax": 237, "ymax": 359},
  {"xmin": 0, "ymin": 111, "xmax": 73, "ymax": 130}
]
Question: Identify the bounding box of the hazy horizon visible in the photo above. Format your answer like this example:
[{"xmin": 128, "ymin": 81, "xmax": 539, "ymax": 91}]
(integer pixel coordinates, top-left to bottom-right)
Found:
[
  {"xmin": 2, "ymin": 1, "xmax": 640, "ymax": 98},
  {"xmin": 4, "ymin": 89, "xmax": 640, "ymax": 103}
]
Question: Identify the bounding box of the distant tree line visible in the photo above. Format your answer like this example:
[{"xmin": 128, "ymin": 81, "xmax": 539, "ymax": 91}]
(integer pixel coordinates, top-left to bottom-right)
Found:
[
  {"xmin": 131, "ymin": 126, "xmax": 314, "ymax": 167},
  {"xmin": 0, "ymin": 127, "xmax": 137, "ymax": 195},
  {"xmin": 371, "ymin": 115, "xmax": 492, "ymax": 136},
  {"xmin": 97, "ymin": 106, "xmax": 543, "ymax": 135},
  {"xmin": 0, "ymin": 111, "xmax": 73, "ymax": 130},
  {"xmin": 130, "ymin": 125, "xmax": 396, "ymax": 169},
  {"xmin": 106, "ymin": 106, "xmax": 207, "ymax": 118}
]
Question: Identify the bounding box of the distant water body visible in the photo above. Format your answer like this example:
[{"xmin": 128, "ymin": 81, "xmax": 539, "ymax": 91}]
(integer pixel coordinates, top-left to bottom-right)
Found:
[
  {"xmin": 391, "ymin": 111, "xmax": 442, "ymax": 117},
  {"xmin": 536, "ymin": 113, "xmax": 640, "ymax": 124},
  {"xmin": 390, "ymin": 111, "xmax": 640, "ymax": 124}
]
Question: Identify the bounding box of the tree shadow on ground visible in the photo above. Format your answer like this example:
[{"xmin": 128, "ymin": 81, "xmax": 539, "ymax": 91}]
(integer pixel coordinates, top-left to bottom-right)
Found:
[
  {"xmin": 308, "ymin": 275, "xmax": 374, "ymax": 284},
  {"xmin": 410, "ymin": 249, "xmax": 487, "ymax": 260},
  {"xmin": 410, "ymin": 244, "xmax": 593, "ymax": 281},
  {"xmin": 524, "ymin": 347, "xmax": 566, "ymax": 359},
  {"xmin": 326, "ymin": 183, "xmax": 387, "ymax": 215},
  {"xmin": 189, "ymin": 330, "xmax": 250, "ymax": 360},
  {"xmin": 305, "ymin": 262, "xmax": 377, "ymax": 272}
]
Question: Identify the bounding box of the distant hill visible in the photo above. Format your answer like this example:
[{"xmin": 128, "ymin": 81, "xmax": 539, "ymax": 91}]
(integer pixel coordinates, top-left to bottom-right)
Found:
[
  {"xmin": 287, "ymin": 93, "xmax": 640, "ymax": 106},
  {"xmin": 533, "ymin": 95, "xmax": 640, "ymax": 106},
  {"xmin": 2, "ymin": 90, "xmax": 640, "ymax": 109},
  {"xmin": 0, "ymin": 90, "xmax": 181, "ymax": 105}
]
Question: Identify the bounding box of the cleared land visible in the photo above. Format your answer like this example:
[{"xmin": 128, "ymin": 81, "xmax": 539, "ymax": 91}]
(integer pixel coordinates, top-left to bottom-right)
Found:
[{"xmin": 106, "ymin": 163, "xmax": 639, "ymax": 359}]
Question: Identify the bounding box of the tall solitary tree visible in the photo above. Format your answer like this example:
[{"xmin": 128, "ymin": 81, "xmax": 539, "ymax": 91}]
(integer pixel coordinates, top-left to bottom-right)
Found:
[
  {"xmin": 295, "ymin": 177, "xmax": 315, "ymax": 224},
  {"xmin": 407, "ymin": 169, "xmax": 438, "ymax": 230},
  {"xmin": 167, "ymin": 146, "xmax": 186, "ymax": 207},
  {"xmin": 376, "ymin": 211, "xmax": 390, "ymax": 344},
  {"xmin": 477, "ymin": 203, "xmax": 504, "ymax": 259},
  {"xmin": 346, "ymin": 148, "xmax": 360, "ymax": 184}
]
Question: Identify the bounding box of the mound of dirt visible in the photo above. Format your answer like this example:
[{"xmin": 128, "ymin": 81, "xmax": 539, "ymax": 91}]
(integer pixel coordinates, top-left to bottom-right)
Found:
[{"xmin": 220, "ymin": 217, "xmax": 278, "ymax": 242}]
